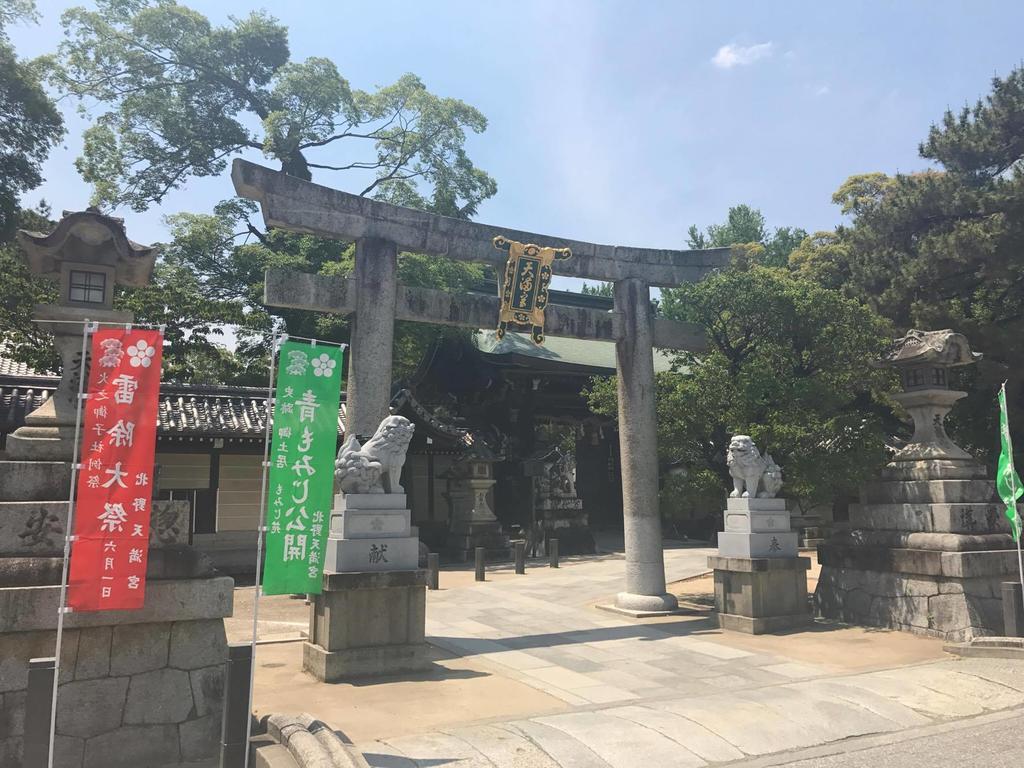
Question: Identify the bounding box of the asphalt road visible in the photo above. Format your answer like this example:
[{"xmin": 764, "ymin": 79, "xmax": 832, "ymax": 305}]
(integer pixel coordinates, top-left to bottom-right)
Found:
[{"xmin": 734, "ymin": 708, "xmax": 1024, "ymax": 768}]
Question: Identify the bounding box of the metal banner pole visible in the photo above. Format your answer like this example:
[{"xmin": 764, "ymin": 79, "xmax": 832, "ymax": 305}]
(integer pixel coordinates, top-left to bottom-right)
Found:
[
  {"xmin": 242, "ymin": 332, "xmax": 281, "ymax": 768},
  {"xmin": 47, "ymin": 320, "xmax": 95, "ymax": 768},
  {"xmin": 1005, "ymin": 383, "xmax": 1024, "ymax": 616}
]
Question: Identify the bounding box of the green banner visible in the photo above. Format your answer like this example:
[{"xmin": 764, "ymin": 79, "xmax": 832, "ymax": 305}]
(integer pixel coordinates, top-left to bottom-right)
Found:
[
  {"xmin": 262, "ymin": 340, "xmax": 344, "ymax": 595},
  {"xmin": 998, "ymin": 384, "xmax": 1023, "ymax": 542}
]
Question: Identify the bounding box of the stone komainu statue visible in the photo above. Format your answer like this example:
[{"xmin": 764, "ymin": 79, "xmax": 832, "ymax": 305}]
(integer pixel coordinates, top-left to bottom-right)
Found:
[
  {"xmin": 726, "ymin": 434, "xmax": 783, "ymax": 499},
  {"xmin": 334, "ymin": 415, "xmax": 415, "ymax": 494}
]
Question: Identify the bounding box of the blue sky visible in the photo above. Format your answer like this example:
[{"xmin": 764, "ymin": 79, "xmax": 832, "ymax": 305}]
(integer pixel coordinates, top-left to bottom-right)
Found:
[{"xmin": 11, "ymin": 1, "xmax": 1024, "ymax": 266}]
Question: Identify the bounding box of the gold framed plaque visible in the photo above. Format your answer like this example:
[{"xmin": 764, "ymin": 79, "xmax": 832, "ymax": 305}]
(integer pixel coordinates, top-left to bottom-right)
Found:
[{"xmin": 493, "ymin": 236, "xmax": 572, "ymax": 345}]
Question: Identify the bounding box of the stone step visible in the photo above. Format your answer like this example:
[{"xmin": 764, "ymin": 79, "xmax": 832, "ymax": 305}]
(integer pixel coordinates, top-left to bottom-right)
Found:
[
  {"xmin": 827, "ymin": 529, "xmax": 1013, "ymax": 552},
  {"xmin": 0, "ymin": 461, "xmax": 72, "ymax": 501},
  {"xmin": 0, "ymin": 501, "xmax": 69, "ymax": 557},
  {"xmin": 851, "ymin": 502, "xmax": 1009, "ymax": 535},
  {"xmin": 817, "ymin": 541, "xmax": 1018, "ymax": 579},
  {"xmin": 862, "ymin": 479, "xmax": 996, "ymax": 505}
]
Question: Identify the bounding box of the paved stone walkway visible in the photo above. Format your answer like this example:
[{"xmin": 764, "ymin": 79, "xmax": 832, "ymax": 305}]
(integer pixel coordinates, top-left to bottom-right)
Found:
[{"xmin": 358, "ymin": 545, "xmax": 1024, "ymax": 767}]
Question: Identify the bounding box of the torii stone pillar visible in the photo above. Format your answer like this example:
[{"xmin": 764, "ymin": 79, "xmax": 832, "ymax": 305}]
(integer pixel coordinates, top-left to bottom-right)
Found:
[
  {"xmin": 615, "ymin": 278, "xmax": 675, "ymax": 611},
  {"xmin": 348, "ymin": 237, "xmax": 398, "ymax": 437},
  {"xmin": 233, "ymin": 159, "xmax": 729, "ymax": 613}
]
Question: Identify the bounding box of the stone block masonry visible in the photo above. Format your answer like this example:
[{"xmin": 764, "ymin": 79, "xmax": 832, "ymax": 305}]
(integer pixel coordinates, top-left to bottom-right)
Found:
[
  {"xmin": 303, "ymin": 570, "xmax": 431, "ymax": 682},
  {"xmin": 815, "ymin": 565, "xmax": 1003, "ymax": 640},
  {"xmin": 0, "ymin": 580, "xmax": 233, "ymax": 768}
]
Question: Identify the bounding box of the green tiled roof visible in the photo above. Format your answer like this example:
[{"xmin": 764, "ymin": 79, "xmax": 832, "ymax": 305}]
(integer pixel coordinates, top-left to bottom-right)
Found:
[{"xmin": 472, "ymin": 331, "xmax": 678, "ymax": 374}]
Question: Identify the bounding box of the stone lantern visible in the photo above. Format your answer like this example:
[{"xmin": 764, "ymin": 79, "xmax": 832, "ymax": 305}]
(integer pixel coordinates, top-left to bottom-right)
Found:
[
  {"xmin": 816, "ymin": 328, "xmax": 1017, "ymax": 642},
  {"xmin": 882, "ymin": 329, "xmax": 983, "ymax": 479},
  {"xmin": 443, "ymin": 443, "xmax": 511, "ymax": 561},
  {"xmin": 6, "ymin": 209, "xmax": 156, "ymax": 460}
]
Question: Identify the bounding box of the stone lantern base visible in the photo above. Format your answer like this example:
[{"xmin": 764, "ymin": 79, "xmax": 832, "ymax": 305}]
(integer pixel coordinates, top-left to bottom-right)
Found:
[{"xmin": 816, "ymin": 466, "xmax": 1015, "ymax": 642}]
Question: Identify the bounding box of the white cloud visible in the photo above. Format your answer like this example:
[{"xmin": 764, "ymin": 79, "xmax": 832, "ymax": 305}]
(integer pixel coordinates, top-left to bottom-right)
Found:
[
  {"xmin": 711, "ymin": 42, "xmax": 775, "ymax": 69},
  {"xmin": 814, "ymin": 85, "xmax": 831, "ymax": 96}
]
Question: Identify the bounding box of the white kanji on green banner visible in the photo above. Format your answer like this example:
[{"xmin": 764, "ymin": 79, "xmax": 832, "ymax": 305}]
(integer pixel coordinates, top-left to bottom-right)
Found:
[
  {"xmin": 997, "ymin": 383, "xmax": 1023, "ymax": 542},
  {"xmin": 262, "ymin": 340, "xmax": 343, "ymax": 595}
]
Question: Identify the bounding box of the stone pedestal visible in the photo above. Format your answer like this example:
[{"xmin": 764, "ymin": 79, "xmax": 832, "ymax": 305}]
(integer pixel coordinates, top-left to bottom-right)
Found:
[
  {"xmin": 303, "ymin": 570, "xmax": 431, "ymax": 682},
  {"xmin": 536, "ymin": 496, "xmax": 594, "ymax": 554},
  {"xmin": 307, "ymin": 490, "xmax": 430, "ymax": 682},
  {"xmin": 710, "ymin": 555, "xmax": 812, "ymax": 634},
  {"xmin": 815, "ymin": 470, "xmax": 1015, "ymax": 641},
  {"xmin": 0, "ymin": 464, "xmax": 233, "ymax": 768},
  {"xmin": 324, "ymin": 493, "xmax": 419, "ymax": 573},
  {"xmin": 711, "ymin": 497, "xmax": 811, "ymax": 633},
  {"xmin": 716, "ymin": 497, "xmax": 799, "ymax": 558},
  {"xmin": 0, "ymin": 577, "xmax": 233, "ymax": 768},
  {"xmin": 531, "ymin": 452, "xmax": 596, "ymax": 555}
]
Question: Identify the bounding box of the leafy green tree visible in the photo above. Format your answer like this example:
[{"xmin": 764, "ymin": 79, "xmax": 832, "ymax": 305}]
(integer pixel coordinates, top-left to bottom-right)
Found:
[
  {"xmin": 588, "ymin": 265, "xmax": 894, "ymax": 518},
  {"xmin": 33, "ymin": 0, "xmax": 498, "ymax": 383},
  {"xmin": 580, "ymin": 282, "xmax": 613, "ymax": 298},
  {"xmin": 0, "ymin": 205, "xmax": 61, "ymax": 373},
  {"xmin": 0, "ymin": 1, "xmax": 64, "ymax": 238},
  {"xmin": 53, "ymin": 0, "xmax": 495, "ymax": 217},
  {"xmin": 686, "ymin": 204, "xmax": 807, "ymax": 268},
  {"xmin": 790, "ymin": 66, "xmax": 1024, "ymax": 458},
  {"xmin": 116, "ymin": 260, "xmax": 257, "ymax": 384}
]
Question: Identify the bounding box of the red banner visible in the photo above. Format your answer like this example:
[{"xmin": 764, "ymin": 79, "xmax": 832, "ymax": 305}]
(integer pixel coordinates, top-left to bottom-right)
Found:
[{"xmin": 67, "ymin": 328, "xmax": 163, "ymax": 612}]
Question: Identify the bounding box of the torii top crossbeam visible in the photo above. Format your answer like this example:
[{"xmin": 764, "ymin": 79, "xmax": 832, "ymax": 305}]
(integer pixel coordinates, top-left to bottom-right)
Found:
[
  {"xmin": 232, "ymin": 158, "xmax": 731, "ymax": 616},
  {"xmin": 233, "ymin": 159, "xmax": 730, "ymax": 287}
]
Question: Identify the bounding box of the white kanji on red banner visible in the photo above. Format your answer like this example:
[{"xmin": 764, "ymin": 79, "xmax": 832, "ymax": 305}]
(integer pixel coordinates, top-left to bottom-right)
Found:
[{"xmin": 68, "ymin": 328, "xmax": 163, "ymax": 612}]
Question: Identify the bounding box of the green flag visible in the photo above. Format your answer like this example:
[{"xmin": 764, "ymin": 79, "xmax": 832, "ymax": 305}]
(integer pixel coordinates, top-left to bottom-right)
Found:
[
  {"xmin": 262, "ymin": 340, "xmax": 344, "ymax": 595},
  {"xmin": 997, "ymin": 384, "xmax": 1023, "ymax": 542}
]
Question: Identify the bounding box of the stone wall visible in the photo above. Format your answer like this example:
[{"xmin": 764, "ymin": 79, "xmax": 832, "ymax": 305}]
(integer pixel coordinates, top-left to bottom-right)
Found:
[
  {"xmin": 0, "ymin": 617, "xmax": 227, "ymax": 767},
  {"xmin": 815, "ymin": 567, "xmax": 1002, "ymax": 642},
  {"xmin": 0, "ymin": 490, "xmax": 234, "ymax": 767}
]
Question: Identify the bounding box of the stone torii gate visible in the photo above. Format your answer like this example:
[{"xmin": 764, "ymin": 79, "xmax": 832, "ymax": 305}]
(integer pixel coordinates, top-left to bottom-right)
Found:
[{"xmin": 233, "ymin": 159, "xmax": 730, "ymax": 614}]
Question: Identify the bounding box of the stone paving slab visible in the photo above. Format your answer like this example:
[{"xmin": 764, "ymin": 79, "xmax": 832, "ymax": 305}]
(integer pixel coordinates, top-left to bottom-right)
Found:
[
  {"xmin": 363, "ymin": 661, "xmax": 1024, "ymax": 766},
  {"xmin": 454, "ymin": 724, "xmax": 561, "ymax": 768},
  {"xmin": 604, "ymin": 704, "xmax": 744, "ymax": 763},
  {"xmin": 535, "ymin": 710, "xmax": 705, "ymax": 768},
  {"xmin": 356, "ymin": 547, "xmax": 1024, "ymax": 767}
]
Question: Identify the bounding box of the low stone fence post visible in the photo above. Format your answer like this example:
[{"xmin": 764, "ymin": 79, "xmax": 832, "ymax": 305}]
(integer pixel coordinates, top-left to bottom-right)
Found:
[
  {"xmin": 474, "ymin": 547, "xmax": 486, "ymax": 582},
  {"xmin": 220, "ymin": 643, "xmax": 253, "ymax": 768},
  {"xmin": 427, "ymin": 553, "xmax": 440, "ymax": 590},
  {"xmin": 23, "ymin": 657, "xmax": 55, "ymax": 768},
  {"xmin": 514, "ymin": 541, "xmax": 526, "ymax": 575},
  {"xmin": 1003, "ymin": 582, "xmax": 1024, "ymax": 637},
  {"xmin": 549, "ymin": 538, "xmax": 559, "ymax": 568}
]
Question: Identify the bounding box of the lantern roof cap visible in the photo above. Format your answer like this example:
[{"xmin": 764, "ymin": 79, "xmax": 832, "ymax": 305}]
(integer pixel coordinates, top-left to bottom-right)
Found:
[
  {"xmin": 16, "ymin": 208, "xmax": 157, "ymax": 287},
  {"xmin": 883, "ymin": 329, "xmax": 982, "ymax": 369}
]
